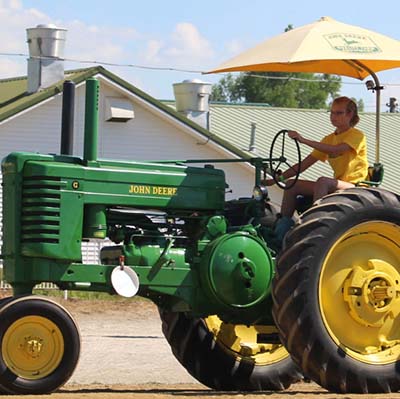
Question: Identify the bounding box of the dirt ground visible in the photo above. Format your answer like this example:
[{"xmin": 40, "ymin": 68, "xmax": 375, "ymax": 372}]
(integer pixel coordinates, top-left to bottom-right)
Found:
[{"xmin": 2, "ymin": 295, "xmax": 400, "ymax": 399}]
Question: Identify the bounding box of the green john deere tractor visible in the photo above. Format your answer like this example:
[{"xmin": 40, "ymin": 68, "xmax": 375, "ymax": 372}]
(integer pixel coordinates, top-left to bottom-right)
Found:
[{"xmin": 1, "ymin": 78, "xmax": 400, "ymax": 395}]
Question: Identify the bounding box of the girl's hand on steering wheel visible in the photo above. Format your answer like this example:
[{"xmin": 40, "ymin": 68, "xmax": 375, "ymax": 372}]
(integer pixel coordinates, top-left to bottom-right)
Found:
[{"xmin": 288, "ymin": 130, "xmax": 304, "ymax": 142}]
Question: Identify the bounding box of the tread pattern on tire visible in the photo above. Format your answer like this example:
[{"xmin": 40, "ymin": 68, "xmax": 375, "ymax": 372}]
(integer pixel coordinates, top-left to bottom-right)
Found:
[
  {"xmin": 272, "ymin": 188, "xmax": 400, "ymax": 393},
  {"xmin": 159, "ymin": 308, "xmax": 302, "ymax": 391}
]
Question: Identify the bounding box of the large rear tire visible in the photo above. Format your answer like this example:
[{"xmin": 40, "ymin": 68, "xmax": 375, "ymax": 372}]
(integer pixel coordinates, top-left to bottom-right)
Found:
[
  {"xmin": 273, "ymin": 188, "xmax": 400, "ymax": 393},
  {"xmin": 159, "ymin": 309, "xmax": 301, "ymax": 391},
  {"xmin": 0, "ymin": 295, "xmax": 80, "ymax": 394}
]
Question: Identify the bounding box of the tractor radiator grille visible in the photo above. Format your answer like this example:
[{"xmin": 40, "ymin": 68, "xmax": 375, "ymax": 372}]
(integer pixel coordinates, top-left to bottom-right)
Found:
[{"xmin": 21, "ymin": 176, "xmax": 65, "ymax": 244}]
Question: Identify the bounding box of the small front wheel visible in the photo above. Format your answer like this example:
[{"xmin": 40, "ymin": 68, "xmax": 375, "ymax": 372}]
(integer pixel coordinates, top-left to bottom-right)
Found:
[{"xmin": 0, "ymin": 295, "xmax": 80, "ymax": 394}]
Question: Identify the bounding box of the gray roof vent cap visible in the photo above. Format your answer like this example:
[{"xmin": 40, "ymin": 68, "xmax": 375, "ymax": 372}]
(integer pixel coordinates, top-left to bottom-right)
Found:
[
  {"xmin": 173, "ymin": 79, "xmax": 212, "ymax": 112},
  {"xmin": 26, "ymin": 24, "xmax": 67, "ymax": 58}
]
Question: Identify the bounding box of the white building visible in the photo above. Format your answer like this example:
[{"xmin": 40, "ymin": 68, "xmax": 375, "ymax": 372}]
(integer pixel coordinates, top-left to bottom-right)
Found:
[{"xmin": 0, "ymin": 27, "xmax": 275, "ymax": 266}]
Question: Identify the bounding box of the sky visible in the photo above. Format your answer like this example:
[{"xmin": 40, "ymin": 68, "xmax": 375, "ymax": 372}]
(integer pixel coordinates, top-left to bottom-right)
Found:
[{"xmin": 2, "ymin": 0, "xmax": 400, "ymax": 112}]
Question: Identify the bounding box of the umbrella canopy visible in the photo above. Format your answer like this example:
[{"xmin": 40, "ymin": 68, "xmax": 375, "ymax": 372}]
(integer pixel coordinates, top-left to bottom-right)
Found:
[{"xmin": 209, "ymin": 16, "xmax": 400, "ymax": 80}]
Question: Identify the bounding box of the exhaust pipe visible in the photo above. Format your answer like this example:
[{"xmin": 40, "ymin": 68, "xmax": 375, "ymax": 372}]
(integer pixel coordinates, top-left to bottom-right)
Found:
[{"xmin": 60, "ymin": 80, "xmax": 75, "ymax": 155}]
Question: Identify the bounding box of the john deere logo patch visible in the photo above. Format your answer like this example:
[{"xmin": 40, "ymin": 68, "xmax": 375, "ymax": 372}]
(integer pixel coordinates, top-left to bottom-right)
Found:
[{"xmin": 324, "ymin": 33, "xmax": 381, "ymax": 53}]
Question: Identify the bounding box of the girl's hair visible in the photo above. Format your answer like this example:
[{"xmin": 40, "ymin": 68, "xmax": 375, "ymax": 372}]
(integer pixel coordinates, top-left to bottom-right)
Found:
[{"xmin": 333, "ymin": 96, "xmax": 360, "ymax": 126}]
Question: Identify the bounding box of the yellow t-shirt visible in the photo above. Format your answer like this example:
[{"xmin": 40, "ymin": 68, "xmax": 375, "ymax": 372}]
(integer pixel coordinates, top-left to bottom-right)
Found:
[{"xmin": 311, "ymin": 127, "xmax": 368, "ymax": 183}]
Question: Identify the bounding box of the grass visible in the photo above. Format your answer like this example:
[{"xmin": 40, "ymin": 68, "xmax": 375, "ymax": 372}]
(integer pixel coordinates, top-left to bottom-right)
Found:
[{"xmin": 33, "ymin": 290, "xmax": 118, "ymax": 300}]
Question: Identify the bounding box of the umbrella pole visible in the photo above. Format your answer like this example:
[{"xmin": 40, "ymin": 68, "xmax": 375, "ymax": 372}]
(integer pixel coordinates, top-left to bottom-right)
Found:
[
  {"xmin": 353, "ymin": 60, "xmax": 382, "ymax": 164},
  {"xmin": 368, "ymin": 70, "xmax": 383, "ymax": 164}
]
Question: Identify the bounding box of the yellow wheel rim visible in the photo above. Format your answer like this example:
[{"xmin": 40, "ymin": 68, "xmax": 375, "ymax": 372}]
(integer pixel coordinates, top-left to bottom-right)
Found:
[
  {"xmin": 319, "ymin": 221, "xmax": 400, "ymax": 364},
  {"xmin": 2, "ymin": 316, "xmax": 64, "ymax": 379},
  {"xmin": 204, "ymin": 315, "xmax": 289, "ymax": 365}
]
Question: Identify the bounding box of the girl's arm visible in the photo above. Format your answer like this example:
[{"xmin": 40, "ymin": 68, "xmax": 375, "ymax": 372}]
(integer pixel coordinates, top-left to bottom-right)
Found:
[{"xmin": 288, "ymin": 131, "xmax": 351, "ymax": 156}]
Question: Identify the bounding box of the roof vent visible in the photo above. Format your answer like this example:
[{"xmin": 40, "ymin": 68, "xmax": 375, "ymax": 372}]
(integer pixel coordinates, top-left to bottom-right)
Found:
[
  {"xmin": 249, "ymin": 122, "xmax": 257, "ymax": 152},
  {"xmin": 26, "ymin": 24, "xmax": 67, "ymax": 93},
  {"xmin": 173, "ymin": 79, "xmax": 212, "ymax": 112},
  {"xmin": 105, "ymin": 97, "xmax": 135, "ymax": 122},
  {"xmin": 173, "ymin": 79, "xmax": 212, "ymax": 129}
]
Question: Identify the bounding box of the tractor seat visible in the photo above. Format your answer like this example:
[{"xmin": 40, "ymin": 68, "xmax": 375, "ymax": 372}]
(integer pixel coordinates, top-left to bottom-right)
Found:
[{"xmin": 356, "ymin": 163, "xmax": 384, "ymax": 187}]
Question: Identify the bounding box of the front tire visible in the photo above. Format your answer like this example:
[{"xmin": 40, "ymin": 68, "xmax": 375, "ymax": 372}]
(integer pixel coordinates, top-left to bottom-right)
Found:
[
  {"xmin": 159, "ymin": 309, "xmax": 301, "ymax": 391},
  {"xmin": 0, "ymin": 295, "xmax": 80, "ymax": 394},
  {"xmin": 273, "ymin": 188, "xmax": 400, "ymax": 393}
]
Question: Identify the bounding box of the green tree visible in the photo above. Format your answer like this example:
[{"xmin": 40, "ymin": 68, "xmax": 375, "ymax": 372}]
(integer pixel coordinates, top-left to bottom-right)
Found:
[
  {"xmin": 356, "ymin": 98, "xmax": 365, "ymax": 112},
  {"xmin": 211, "ymin": 72, "xmax": 342, "ymax": 109},
  {"xmin": 211, "ymin": 73, "xmax": 244, "ymax": 102},
  {"xmin": 245, "ymin": 72, "xmax": 341, "ymax": 108}
]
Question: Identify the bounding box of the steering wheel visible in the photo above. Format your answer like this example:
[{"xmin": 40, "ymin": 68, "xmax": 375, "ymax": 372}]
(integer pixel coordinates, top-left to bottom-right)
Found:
[{"xmin": 269, "ymin": 129, "xmax": 301, "ymax": 190}]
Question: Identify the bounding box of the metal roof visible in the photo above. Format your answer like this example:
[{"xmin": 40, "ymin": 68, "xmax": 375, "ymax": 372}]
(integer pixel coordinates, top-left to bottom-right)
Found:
[{"xmin": 0, "ymin": 68, "xmax": 96, "ymax": 123}]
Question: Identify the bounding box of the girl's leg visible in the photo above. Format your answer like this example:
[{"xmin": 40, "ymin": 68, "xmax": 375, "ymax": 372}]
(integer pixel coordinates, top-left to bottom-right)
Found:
[
  {"xmin": 313, "ymin": 177, "xmax": 354, "ymax": 200},
  {"xmin": 280, "ymin": 179, "xmax": 316, "ymax": 218}
]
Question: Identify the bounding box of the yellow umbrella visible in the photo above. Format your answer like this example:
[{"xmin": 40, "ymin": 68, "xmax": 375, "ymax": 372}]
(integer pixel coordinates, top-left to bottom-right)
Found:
[
  {"xmin": 209, "ymin": 16, "xmax": 400, "ymax": 162},
  {"xmin": 210, "ymin": 16, "xmax": 400, "ymax": 79}
]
